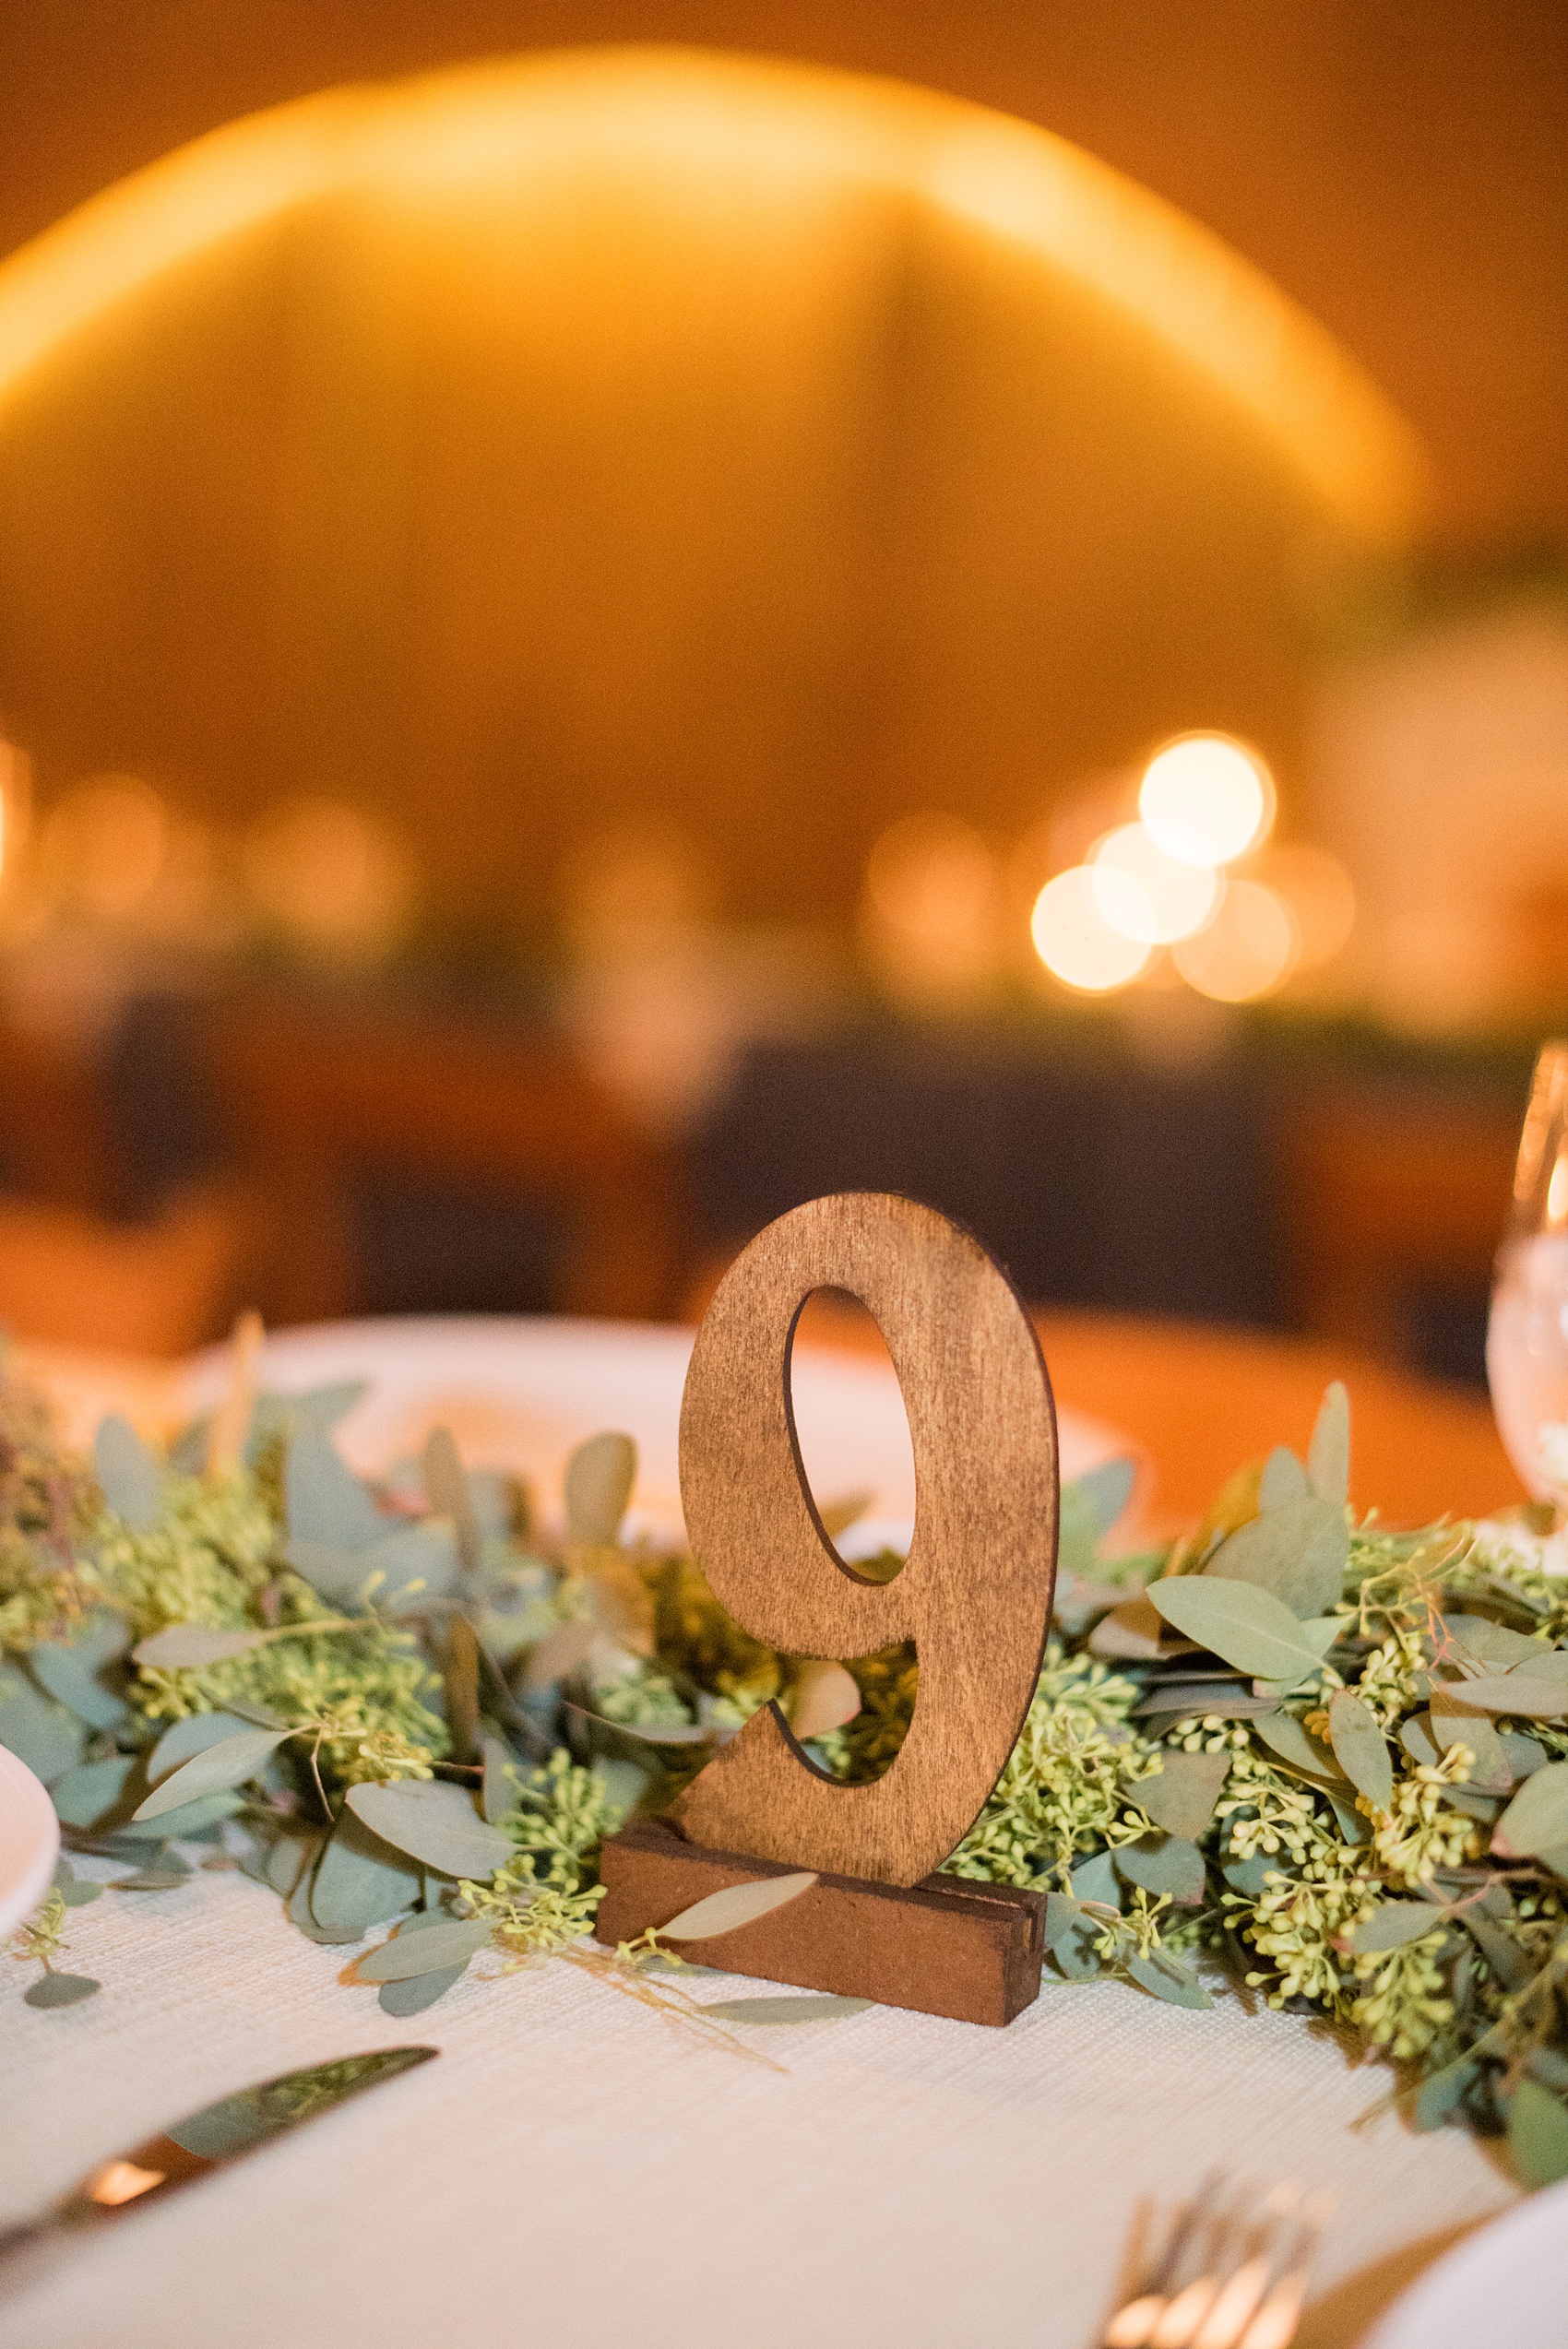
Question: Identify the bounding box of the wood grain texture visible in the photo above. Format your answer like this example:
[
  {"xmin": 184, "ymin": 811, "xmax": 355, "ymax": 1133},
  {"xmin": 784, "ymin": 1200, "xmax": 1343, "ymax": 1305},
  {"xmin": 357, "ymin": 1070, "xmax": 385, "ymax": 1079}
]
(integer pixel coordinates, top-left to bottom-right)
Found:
[
  {"xmin": 674, "ymin": 1192, "xmax": 1058, "ymax": 1886},
  {"xmin": 599, "ymin": 1817, "xmax": 1045, "ymax": 2026}
]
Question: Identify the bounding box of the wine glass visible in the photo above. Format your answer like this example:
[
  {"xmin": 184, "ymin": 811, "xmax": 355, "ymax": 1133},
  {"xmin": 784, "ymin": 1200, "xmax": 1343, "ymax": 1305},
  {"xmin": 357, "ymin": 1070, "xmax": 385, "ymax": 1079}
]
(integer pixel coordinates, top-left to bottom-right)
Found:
[{"xmin": 1488, "ymin": 1040, "xmax": 1568, "ymax": 1512}]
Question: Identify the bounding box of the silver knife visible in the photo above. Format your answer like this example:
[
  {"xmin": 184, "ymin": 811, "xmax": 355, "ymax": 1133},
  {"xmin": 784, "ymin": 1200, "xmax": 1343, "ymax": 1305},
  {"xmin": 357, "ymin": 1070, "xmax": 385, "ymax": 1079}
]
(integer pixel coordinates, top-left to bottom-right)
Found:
[{"xmin": 0, "ymin": 2046, "xmax": 437, "ymax": 2269}]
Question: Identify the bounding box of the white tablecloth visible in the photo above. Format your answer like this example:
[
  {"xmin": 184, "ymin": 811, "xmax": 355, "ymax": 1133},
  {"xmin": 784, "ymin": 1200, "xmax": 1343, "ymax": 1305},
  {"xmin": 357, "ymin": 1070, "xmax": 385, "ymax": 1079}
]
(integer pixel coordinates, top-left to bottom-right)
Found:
[{"xmin": 0, "ymin": 1859, "xmax": 1515, "ymax": 2349}]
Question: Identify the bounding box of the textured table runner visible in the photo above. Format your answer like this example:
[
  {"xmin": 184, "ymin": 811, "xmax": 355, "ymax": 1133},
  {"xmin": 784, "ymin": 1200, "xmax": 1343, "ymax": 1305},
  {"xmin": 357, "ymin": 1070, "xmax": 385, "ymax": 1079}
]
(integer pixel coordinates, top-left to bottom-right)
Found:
[{"xmin": 0, "ymin": 1860, "xmax": 1515, "ymax": 2349}]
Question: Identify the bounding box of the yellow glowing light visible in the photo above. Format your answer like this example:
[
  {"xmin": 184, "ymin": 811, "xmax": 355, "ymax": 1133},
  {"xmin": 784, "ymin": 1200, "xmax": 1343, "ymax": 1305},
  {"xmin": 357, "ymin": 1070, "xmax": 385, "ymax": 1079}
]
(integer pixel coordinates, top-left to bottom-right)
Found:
[
  {"xmin": 1242, "ymin": 844, "xmax": 1355, "ymax": 969},
  {"xmin": 39, "ymin": 776, "xmax": 168, "ymax": 918},
  {"xmin": 0, "ymin": 52, "xmax": 1422, "ymax": 541},
  {"xmin": 242, "ymin": 797, "xmax": 414, "ymax": 958},
  {"xmin": 1173, "ymin": 878, "xmax": 1298, "ymax": 1002},
  {"xmin": 1091, "ymin": 822, "xmax": 1218, "ymax": 944},
  {"xmin": 1139, "ymin": 735, "xmax": 1275, "ymax": 868},
  {"xmin": 1031, "ymin": 866, "xmax": 1151, "ymax": 992},
  {"xmin": 87, "ymin": 2158, "xmax": 168, "ymax": 2208},
  {"xmin": 861, "ymin": 813, "xmax": 1001, "ymax": 996}
]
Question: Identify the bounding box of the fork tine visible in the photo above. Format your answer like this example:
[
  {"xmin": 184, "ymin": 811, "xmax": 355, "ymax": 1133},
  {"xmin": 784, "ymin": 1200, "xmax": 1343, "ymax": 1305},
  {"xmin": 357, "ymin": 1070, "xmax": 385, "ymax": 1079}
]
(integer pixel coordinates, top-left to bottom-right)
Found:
[
  {"xmin": 1232, "ymin": 2191, "xmax": 1337, "ymax": 2349},
  {"xmin": 1147, "ymin": 2178, "xmax": 1269, "ymax": 2349},
  {"xmin": 1098, "ymin": 2173, "xmax": 1234, "ymax": 2348},
  {"xmin": 1190, "ymin": 2184, "xmax": 1301, "ymax": 2349}
]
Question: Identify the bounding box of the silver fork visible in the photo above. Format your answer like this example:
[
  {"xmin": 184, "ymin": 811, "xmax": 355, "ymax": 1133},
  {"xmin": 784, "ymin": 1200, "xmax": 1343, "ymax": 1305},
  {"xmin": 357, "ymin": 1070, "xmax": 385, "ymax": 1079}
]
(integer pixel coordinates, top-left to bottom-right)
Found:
[{"xmin": 1099, "ymin": 2173, "xmax": 1337, "ymax": 2349}]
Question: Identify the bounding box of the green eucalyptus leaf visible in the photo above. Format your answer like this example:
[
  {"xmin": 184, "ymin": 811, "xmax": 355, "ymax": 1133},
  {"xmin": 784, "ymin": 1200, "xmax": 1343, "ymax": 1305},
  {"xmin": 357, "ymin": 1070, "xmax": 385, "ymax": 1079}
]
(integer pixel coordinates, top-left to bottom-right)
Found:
[
  {"xmin": 345, "ymin": 1779, "xmax": 512, "ymax": 1880},
  {"xmin": 1429, "ymin": 1690, "xmax": 1514, "ymax": 1792},
  {"xmin": 1125, "ymin": 1950, "xmax": 1213, "ymax": 2009},
  {"xmin": 1351, "ymin": 1901, "xmax": 1448, "ymax": 1953},
  {"xmin": 0, "ymin": 1670, "xmax": 86, "ymax": 1785},
  {"xmin": 1432, "ymin": 1672, "xmax": 1568, "ymax": 1719},
  {"xmin": 1041, "ymin": 1892, "xmax": 1084, "ymax": 1952},
  {"xmin": 564, "ymin": 1431, "xmax": 636, "ymax": 1547},
  {"xmin": 1254, "ymin": 1710, "xmax": 1345, "ymax": 1781},
  {"xmin": 1257, "ymin": 1446, "xmax": 1308, "ymax": 1510},
  {"xmin": 1464, "ymin": 1910, "xmax": 1535, "ymax": 1990},
  {"xmin": 133, "ymin": 1727, "xmax": 291, "ymax": 1821},
  {"xmin": 1221, "ymin": 1853, "xmax": 1275, "ymax": 1898},
  {"xmin": 1415, "ymin": 2055, "xmax": 1479, "ymax": 2132},
  {"xmin": 1134, "ymin": 1750, "xmax": 1230, "ymax": 1840},
  {"xmin": 1146, "ymin": 1576, "xmax": 1336, "ymax": 1684},
  {"xmin": 264, "ymin": 1831, "xmax": 317, "ymax": 1900},
  {"xmin": 1328, "ymin": 1691, "xmax": 1394, "ymax": 1810},
  {"xmin": 422, "ymin": 1428, "xmax": 481, "ymax": 1577},
  {"xmin": 1065, "ymin": 1457, "xmax": 1136, "ymax": 1540},
  {"xmin": 1327, "ymin": 1791, "xmax": 1372, "ymax": 1846},
  {"xmin": 93, "ymin": 1415, "xmax": 162, "ymax": 1531},
  {"xmin": 29, "ymin": 1642, "xmax": 128, "ymax": 1732},
  {"xmin": 1206, "ymin": 1499, "xmax": 1348, "ymax": 1620},
  {"xmin": 1494, "ymin": 1762, "xmax": 1568, "ymax": 1859},
  {"xmin": 1050, "ymin": 1909, "xmax": 1104, "ymax": 1982},
  {"xmin": 1113, "ymin": 1833, "xmax": 1206, "ymax": 1905},
  {"xmin": 1401, "ymin": 1712, "xmax": 1442, "ymax": 1767},
  {"xmin": 148, "ymin": 1712, "xmax": 262, "ymax": 1780},
  {"xmin": 120, "ymin": 1791, "xmax": 245, "ymax": 1839},
  {"xmin": 25, "ymin": 1971, "xmax": 100, "ymax": 2009},
  {"xmin": 698, "ymin": 1995, "xmax": 872, "ymax": 2024},
  {"xmin": 589, "ymin": 1755, "xmax": 650, "ymax": 1820},
  {"xmin": 287, "ymin": 1521, "xmax": 458, "ymax": 1613},
  {"xmin": 286, "ymin": 1432, "xmax": 384, "ymax": 1550},
  {"xmin": 379, "ymin": 1967, "xmax": 466, "ymax": 2016},
  {"xmin": 659, "ymin": 1871, "xmax": 816, "ymax": 1941},
  {"xmin": 1307, "ymin": 1382, "xmax": 1350, "ymax": 1507},
  {"xmin": 1507, "ymin": 2077, "xmax": 1568, "ymax": 2189},
  {"xmin": 356, "ymin": 1917, "xmax": 493, "ymax": 1981},
  {"xmin": 1443, "ymin": 1615, "xmax": 1545, "ymax": 1669},
  {"xmin": 1132, "ymin": 1683, "xmax": 1277, "ymax": 1719},
  {"xmin": 1069, "ymin": 1850, "xmax": 1122, "ymax": 1911},
  {"xmin": 51, "ymin": 1753, "xmax": 136, "ymax": 1829},
  {"xmin": 310, "ymin": 1809, "xmax": 421, "ymax": 1934},
  {"xmin": 1503, "ymin": 1731, "xmax": 1550, "ymax": 1778}
]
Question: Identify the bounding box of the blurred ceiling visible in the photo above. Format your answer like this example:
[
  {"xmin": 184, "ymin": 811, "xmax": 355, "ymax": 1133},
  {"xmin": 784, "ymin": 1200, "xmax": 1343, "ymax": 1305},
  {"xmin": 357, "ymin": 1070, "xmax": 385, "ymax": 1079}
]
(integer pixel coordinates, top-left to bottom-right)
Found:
[{"xmin": 3, "ymin": 0, "xmax": 1563, "ymax": 544}]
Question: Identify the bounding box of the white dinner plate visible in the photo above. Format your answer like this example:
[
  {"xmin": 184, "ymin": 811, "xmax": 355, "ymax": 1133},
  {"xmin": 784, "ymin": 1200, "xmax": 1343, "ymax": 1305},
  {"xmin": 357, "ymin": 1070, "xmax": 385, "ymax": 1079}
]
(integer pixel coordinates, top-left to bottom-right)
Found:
[
  {"xmin": 1365, "ymin": 2177, "xmax": 1564, "ymax": 2349},
  {"xmin": 0, "ymin": 1745, "xmax": 60, "ymax": 1940},
  {"xmin": 171, "ymin": 1314, "xmax": 1134, "ymax": 1545}
]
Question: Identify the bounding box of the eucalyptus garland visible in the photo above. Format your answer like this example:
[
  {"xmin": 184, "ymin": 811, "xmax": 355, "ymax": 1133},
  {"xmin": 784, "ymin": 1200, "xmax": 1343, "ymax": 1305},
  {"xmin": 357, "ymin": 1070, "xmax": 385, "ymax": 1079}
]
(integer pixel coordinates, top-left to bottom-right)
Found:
[{"xmin": 6, "ymin": 1351, "xmax": 1568, "ymax": 2187}]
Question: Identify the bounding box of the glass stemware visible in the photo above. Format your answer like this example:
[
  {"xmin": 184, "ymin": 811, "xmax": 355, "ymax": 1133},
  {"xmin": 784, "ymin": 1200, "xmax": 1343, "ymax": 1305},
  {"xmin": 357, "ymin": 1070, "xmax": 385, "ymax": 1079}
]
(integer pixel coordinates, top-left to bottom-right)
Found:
[{"xmin": 1488, "ymin": 1040, "xmax": 1568, "ymax": 1513}]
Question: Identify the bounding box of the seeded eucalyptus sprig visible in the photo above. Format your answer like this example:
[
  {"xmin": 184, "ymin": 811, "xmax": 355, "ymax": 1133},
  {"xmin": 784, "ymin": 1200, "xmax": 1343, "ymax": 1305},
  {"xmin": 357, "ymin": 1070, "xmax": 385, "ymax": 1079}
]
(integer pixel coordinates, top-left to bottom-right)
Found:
[{"xmin": 7, "ymin": 1350, "xmax": 1568, "ymax": 2180}]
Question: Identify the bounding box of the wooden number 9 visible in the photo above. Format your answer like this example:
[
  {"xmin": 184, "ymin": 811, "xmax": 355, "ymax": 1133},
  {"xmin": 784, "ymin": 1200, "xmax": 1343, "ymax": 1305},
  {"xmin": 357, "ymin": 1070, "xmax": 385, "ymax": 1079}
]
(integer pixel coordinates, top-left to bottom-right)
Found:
[{"xmin": 675, "ymin": 1192, "xmax": 1058, "ymax": 1888}]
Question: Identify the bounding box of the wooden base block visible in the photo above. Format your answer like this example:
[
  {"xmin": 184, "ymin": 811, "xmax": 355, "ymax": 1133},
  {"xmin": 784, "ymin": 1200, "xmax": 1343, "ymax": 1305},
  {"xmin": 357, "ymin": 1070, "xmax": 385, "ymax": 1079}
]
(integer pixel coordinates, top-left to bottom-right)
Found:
[{"xmin": 596, "ymin": 1817, "xmax": 1045, "ymax": 2026}]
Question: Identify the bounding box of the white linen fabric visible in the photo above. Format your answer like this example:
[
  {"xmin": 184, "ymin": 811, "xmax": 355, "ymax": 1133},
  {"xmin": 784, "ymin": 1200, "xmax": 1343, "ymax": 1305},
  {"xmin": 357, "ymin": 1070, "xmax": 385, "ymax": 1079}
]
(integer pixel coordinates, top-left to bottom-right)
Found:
[{"xmin": 0, "ymin": 1864, "xmax": 1515, "ymax": 2349}]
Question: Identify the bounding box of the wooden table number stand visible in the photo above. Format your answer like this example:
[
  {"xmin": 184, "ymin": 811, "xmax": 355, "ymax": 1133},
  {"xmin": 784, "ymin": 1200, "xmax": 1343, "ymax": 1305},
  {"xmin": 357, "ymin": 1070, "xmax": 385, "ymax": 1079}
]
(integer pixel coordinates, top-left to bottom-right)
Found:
[{"xmin": 596, "ymin": 1192, "xmax": 1060, "ymax": 2026}]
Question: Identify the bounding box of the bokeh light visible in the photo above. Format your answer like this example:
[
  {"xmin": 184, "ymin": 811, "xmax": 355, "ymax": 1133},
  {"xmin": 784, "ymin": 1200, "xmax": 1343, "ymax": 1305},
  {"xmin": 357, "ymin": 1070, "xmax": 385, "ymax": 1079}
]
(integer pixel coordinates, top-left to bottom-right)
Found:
[
  {"xmin": 1030, "ymin": 866, "xmax": 1151, "ymax": 991},
  {"xmin": 242, "ymin": 797, "xmax": 414, "ymax": 958},
  {"xmin": 39, "ymin": 776, "xmax": 168, "ymax": 919},
  {"xmin": 558, "ymin": 825, "xmax": 711, "ymax": 959},
  {"xmin": 1091, "ymin": 822, "xmax": 1219, "ymax": 944},
  {"xmin": 1139, "ymin": 735, "xmax": 1276, "ymax": 867},
  {"xmin": 861, "ymin": 813, "xmax": 1002, "ymax": 997},
  {"xmin": 1173, "ymin": 877, "xmax": 1299, "ymax": 1001},
  {"xmin": 1243, "ymin": 844, "xmax": 1355, "ymax": 969}
]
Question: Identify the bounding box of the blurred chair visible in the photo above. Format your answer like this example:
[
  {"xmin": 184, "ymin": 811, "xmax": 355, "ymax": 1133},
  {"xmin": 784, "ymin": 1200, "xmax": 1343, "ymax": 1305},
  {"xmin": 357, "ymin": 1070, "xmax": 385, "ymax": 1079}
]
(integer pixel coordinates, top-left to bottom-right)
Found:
[
  {"xmin": 0, "ymin": 1185, "xmax": 254, "ymax": 1355},
  {"xmin": 0, "ymin": 1014, "xmax": 255, "ymax": 1353},
  {"xmin": 1274, "ymin": 1089, "xmax": 1521, "ymax": 1367},
  {"xmin": 206, "ymin": 993, "xmax": 684, "ymax": 1328}
]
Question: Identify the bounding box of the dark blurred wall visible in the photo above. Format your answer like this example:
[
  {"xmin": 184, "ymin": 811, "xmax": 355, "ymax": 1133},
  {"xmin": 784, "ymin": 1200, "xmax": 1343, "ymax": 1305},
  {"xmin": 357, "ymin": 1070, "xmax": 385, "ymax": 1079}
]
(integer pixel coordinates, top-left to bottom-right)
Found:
[{"xmin": 3, "ymin": 0, "xmax": 1563, "ymax": 544}]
